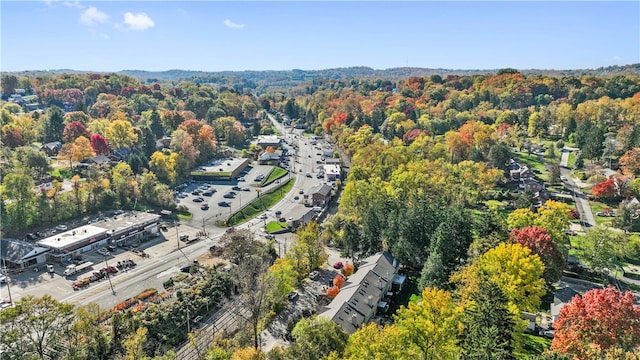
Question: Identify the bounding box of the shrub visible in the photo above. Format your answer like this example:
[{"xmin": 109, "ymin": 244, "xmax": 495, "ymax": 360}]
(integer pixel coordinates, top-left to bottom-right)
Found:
[
  {"xmin": 333, "ymin": 274, "xmax": 346, "ymax": 288},
  {"xmin": 136, "ymin": 288, "xmax": 158, "ymax": 301},
  {"xmin": 341, "ymin": 263, "xmax": 354, "ymax": 277},
  {"xmin": 556, "ymin": 140, "xmax": 565, "ymax": 149},
  {"xmin": 326, "ymin": 286, "xmax": 340, "ymax": 298}
]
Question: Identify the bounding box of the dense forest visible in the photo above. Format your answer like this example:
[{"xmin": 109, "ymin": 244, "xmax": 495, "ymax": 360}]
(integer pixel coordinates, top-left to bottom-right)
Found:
[{"xmin": 2, "ymin": 66, "xmax": 640, "ymax": 359}]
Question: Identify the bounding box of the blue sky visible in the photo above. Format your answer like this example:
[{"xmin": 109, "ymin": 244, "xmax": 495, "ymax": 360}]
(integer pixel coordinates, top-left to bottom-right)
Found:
[{"xmin": 2, "ymin": 1, "xmax": 638, "ymax": 72}]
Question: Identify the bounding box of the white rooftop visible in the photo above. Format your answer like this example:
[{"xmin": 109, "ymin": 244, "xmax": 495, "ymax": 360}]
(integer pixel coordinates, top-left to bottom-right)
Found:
[{"xmin": 38, "ymin": 225, "xmax": 107, "ymax": 251}]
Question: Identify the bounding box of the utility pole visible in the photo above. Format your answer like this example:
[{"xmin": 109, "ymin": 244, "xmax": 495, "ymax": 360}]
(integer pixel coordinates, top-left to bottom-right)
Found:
[
  {"xmin": 104, "ymin": 254, "xmax": 116, "ymax": 295},
  {"xmin": 1, "ymin": 258, "xmax": 12, "ymax": 304},
  {"xmin": 176, "ymin": 224, "xmax": 181, "ymax": 250}
]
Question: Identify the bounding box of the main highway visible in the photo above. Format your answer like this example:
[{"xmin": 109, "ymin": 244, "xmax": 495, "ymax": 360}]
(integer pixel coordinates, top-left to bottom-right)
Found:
[{"xmin": 6, "ymin": 115, "xmax": 337, "ymax": 310}]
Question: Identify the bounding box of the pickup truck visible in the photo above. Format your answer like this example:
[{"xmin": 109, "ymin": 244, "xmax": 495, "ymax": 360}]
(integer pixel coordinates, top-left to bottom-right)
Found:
[{"xmin": 72, "ymin": 277, "xmax": 91, "ymax": 290}]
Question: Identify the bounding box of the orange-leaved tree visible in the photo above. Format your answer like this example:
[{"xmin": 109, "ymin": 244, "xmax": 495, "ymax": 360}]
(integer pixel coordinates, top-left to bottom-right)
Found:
[
  {"xmin": 326, "ymin": 286, "xmax": 340, "ymax": 298},
  {"xmin": 333, "ymin": 274, "xmax": 346, "ymax": 288},
  {"xmin": 552, "ymin": 287, "xmax": 640, "ymax": 358},
  {"xmin": 341, "ymin": 263, "xmax": 354, "ymax": 277}
]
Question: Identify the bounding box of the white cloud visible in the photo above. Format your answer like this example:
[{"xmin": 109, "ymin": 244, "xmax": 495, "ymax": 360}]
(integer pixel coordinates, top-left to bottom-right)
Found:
[
  {"xmin": 123, "ymin": 12, "xmax": 155, "ymax": 31},
  {"xmin": 64, "ymin": 1, "xmax": 83, "ymax": 9},
  {"xmin": 80, "ymin": 6, "xmax": 108, "ymax": 25},
  {"xmin": 224, "ymin": 19, "xmax": 245, "ymax": 29}
]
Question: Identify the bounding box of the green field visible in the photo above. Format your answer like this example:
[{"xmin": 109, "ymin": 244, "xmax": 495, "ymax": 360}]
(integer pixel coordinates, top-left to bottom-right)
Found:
[
  {"xmin": 266, "ymin": 221, "xmax": 288, "ymax": 233},
  {"xmin": 588, "ymin": 201, "xmax": 616, "ymax": 226},
  {"xmin": 567, "ymin": 151, "xmax": 576, "ymax": 168},
  {"xmin": 227, "ymin": 178, "xmax": 295, "ymax": 225},
  {"xmin": 262, "ymin": 166, "xmax": 288, "ymax": 186}
]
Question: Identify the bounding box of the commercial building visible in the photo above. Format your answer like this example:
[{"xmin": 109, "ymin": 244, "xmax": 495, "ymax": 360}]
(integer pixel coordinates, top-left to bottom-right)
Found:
[
  {"xmin": 257, "ymin": 135, "xmax": 282, "ymax": 149},
  {"xmin": 191, "ymin": 158, "xmax": 250, "ymax": 181},
  {"xmin": 0, "ymin": 238, "xmax": 50, "ymax": 269},
  {"xmin": 37, "ymin": 211, "xmax": 161, "ymax": 262},
  {"xmin": 322, "ymin": 164, "xmax": 341, "ymax": 181}
]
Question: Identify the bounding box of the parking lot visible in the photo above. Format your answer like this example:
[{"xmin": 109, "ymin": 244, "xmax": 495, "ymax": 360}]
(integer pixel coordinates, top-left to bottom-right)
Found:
[{"xmin": 175, "ymin": 164, "xmax": 277, "ymax": 227}]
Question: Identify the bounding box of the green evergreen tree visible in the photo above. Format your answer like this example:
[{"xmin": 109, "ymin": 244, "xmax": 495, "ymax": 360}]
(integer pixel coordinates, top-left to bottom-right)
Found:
[{"xmin": 459, "ymin": 281, "xmax": 516, "ymax": 360}]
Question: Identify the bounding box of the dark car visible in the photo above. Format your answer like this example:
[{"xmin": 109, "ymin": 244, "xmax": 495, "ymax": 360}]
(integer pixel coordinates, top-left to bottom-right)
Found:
[
  {"xmin": 193, "ymin": 197, "xmax": 204, "ymax": 202},
  {"xmin": 202, "ymin": 191, "xmax": 214, "ymax": 196},
  {"xmin": 218, "ymin": 201, "xmax": 231, "ymax": 207},
  {"xmin": 287, "ymin": 291, "xmax": 299, "ymax": 302},
  {"xmin": 223, "ymin": 193, "xmax": 235, "ymax": 199},
  {"xmin": 201, "ymin": 204, "xmax": 209, "ymax": 210},
  {"xmin": 232, "ymin": 186, "xmax": 242, "ymax": 191}
]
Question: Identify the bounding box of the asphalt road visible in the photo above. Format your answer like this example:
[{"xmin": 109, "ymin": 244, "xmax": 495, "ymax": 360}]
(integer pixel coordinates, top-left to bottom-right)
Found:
[{"xmin": 4, "ymin": 117, "xmax": 337, "ymax": 311}]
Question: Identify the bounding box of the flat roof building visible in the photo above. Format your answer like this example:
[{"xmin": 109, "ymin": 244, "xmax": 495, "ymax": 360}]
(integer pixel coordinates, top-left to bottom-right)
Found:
[
  {"xmin": 37, "ymin": 211, "xmax": 161, "ymax": 262},
  {"xmin": 323, "ymin": 164, "xmax": 341, "ymax": 181}
]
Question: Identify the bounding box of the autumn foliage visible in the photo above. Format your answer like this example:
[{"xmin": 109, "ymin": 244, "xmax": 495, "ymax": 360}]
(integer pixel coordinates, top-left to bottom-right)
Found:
[
  {"xmin": 333, "ymin": 274, "xmax": 346, "ymax": 288},
  {"xmin": 510, "ymin": 226, "xmax": 565, "ymax": 284},
  {"xmin": 341, "ymin": 263, "xmax": 355, "ymax": 277},
  {"xmin": 592, "ymin": 177, "xmax": 618, "ymax": 199},
  {"xmin": 552, "ymin": 287, "xmax": 640, "ymax": 358},
  {"xmin": 326, "ymin": 286, "xmax": 340, "ymax": 298}
]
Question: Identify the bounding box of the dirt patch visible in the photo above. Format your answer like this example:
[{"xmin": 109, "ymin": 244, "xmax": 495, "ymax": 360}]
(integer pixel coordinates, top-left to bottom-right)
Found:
[{"xmin": 197, "ymin": 252, "xmax": 229, "ymax": 269}]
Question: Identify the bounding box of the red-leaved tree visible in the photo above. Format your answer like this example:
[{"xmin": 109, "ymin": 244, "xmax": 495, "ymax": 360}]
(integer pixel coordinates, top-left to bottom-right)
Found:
[
  {"xmin": 510, "ymin": 226, "xmax": 565, "ymax": 284},
  {"xmin": 326, "ymin": 286, "xmax": 340, "ymax": 299},
  {"xmin": 63, "ymin": 121, "xmax": 91, "ymax": 144},
  {"xmin": 333, "ymin": 274, "xmax": 345, "ymax": 288},
  {"xmin": 592, "ymin": 178, "xmax": 617, "ymax": 199},
  {"xmin": 552, "ymin": 287, "xmax": 640, "ymax": 358},
  {"xmin": 90, "ymin": 133, "xmax": 110, "ymax": 155}
]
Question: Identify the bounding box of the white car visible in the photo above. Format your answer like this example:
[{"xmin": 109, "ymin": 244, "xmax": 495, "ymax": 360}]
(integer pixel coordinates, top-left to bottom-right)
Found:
[
  {"xmin": 258, "ymin": 214, "xmax": 268, "ymax": 220},
  {"xmin": 560, "ymin": 176, "xmax": 568, "ymax": 182},
  {"xmin": 97, "ymin": 248, "xmax": 110, "ymax": 256},
  {"xmin": 55, "ymin": 224, "xmax": 68, "ymax": 231}
]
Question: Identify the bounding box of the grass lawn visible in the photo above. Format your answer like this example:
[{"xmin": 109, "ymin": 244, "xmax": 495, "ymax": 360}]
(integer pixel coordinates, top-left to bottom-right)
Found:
[
  {"xmin": 228, "ymin": 178, "xmax": 295, "ymax": 225},
  {"xmin": 516, "ymin": 334, "xmax": 551, "ymax": 358},
  {"xmin": 177, "ymin": 210, "xmax": 192, "ymax": 220},
  {"xmin": 263, "ymin": 166, "xmax": 288, "ymax": 186},
  {"xmin": 588, "ymin": 201, "xmax": 616, "ymax": 226},
  {"xmin": 50, "ymin": 167, "xmax": 73, "ymax": 179},
  {"xmin": 567, "ymin": 151, "xmax": 576, "ymax": 168},
  {"xmin": 515, "ymin": 151, "xmax": 548, "ymax": 181},
  {"xmin": 266, "ymin": 221, "xmax": 288, "ymax": 233}
]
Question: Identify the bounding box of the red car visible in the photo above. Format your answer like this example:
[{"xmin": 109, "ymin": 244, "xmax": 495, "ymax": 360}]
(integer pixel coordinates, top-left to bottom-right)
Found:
[{"xmin": 333, "ymin": 261, "xmax": 344, "ymax": 269}]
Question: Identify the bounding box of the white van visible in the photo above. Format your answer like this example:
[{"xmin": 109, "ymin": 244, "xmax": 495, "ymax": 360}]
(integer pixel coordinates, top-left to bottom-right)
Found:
[{"xmin": 312, "ymin": 206, "xmax": 322, "ymax": 212}]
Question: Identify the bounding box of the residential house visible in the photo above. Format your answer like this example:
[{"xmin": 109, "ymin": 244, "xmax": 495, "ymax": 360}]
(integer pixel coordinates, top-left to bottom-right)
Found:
[
  {"xmin": 519, "ymin": 178, "xmax": 545, "ymax": 193},
  {"xmin": 109, "ymin": 147, "xmax": 132, "ymax": 161},
  {"xmin": 40, "ymin": 141, "xmax": 62, "ymax": 156},
  {"xmin": 86, "ymin": 154, "xmax": 111, "ymax": 166},
  {"xmin": 318, "ymin": 252, "xmax": 405, "ymax": 334},
  {"xmin": 551, "ymin": 287, "xmax": 579, "ymax": 322},
  {"xmin": 510, "ymin": 164, "xmax": 536, "ymax": 181},
  {"xmin": 311, "ymin": 183, "xmax": 332, "ymax": 207}
]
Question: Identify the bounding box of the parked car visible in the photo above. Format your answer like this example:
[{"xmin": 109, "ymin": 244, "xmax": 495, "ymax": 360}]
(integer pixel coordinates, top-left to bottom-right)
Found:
[
  {"xmin": 560, "ymin": 176, "xmax": 568, "ymax": 182},
  {"xmin": 309, "ymin": 271, "xmax": 319, "ymax": 280},
  {"xmin": 55, "ymin": 224, "xmax": 68, "ymax": 231},
  {"xmin": 564, "ymin": 229, "xmax": 577, "ymax": 236},
  {"xmin": 237, "ymin": 177, "xmax": 245, "ymax": 182},
  {"xmin": 278, "ymin": 217, "xmax": 286, "ymax": 222},
  {"xmin": 232, "ymin": 186, "xmax": 242, "ymax": 191},
  {"xmin": 259, "ymin": 214, "xmax": 268, "ymax": 220},
  {"xmin": 242, "ymin": 187, "xmax": 250, "ymax": 191},
  {"xmin": 287, "ymin": 291, "xmax": 299, "ymax": 302},
  {"xmin": 223, "ymin": 193, "xmax": 235, "ymax": 199},
  {"xmin": 201, "ymin": 204, "xmax": 209, "ymax": 210},
  {"xmin": 193, "ymin": 197, "xmax": 205, "ymax": 202},
  {"xmin": 333, "ymin": 261, "xmax": 344, "ymax": 269},
  {"xmin": 202, "ymin": 191, "xmax": 214, "ymax": 196},
  {"xmin": 265, "ymin": 234, "xmax": 275, "ymax": 239},
  {"xmin": 97, "ymin": 248, "xmax": 110, "ymax": 256},
  {"xmin": 218, "ymin": 201, "xmax": 231, "ymax": 207}
]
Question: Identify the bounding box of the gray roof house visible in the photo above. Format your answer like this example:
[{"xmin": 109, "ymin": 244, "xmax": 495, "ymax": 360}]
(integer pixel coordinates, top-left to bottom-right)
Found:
[
  {"xmin": 551, "ymin": 287, "xmax": 580, "ymax": 322},
  {"xmin": 318, "ymin": 252, "xmax": 405, "ymax": 334}
]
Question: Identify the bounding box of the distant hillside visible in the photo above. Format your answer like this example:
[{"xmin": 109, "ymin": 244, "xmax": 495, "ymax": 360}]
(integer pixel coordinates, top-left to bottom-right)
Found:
[
  {"xmin": 117, "ymin": 64, "xmax": 640, "ymax": 83},
  {"xmin": 6, "ymin": 64, "xmax": 640, "ymax": 91}
]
